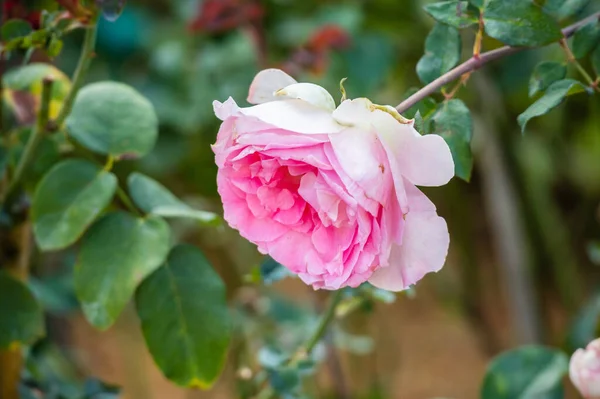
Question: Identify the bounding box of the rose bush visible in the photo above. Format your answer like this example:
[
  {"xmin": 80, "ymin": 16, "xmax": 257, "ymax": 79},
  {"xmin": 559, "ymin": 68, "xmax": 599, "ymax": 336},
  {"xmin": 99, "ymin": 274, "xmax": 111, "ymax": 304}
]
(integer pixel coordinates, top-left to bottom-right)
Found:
[
  {"xmin": 212, "ymin": 69, "xmax": 454, "ymax": 290},
  {"xmin": 571, "ymin": 338, "xmax": 600, "ymax": 399}
]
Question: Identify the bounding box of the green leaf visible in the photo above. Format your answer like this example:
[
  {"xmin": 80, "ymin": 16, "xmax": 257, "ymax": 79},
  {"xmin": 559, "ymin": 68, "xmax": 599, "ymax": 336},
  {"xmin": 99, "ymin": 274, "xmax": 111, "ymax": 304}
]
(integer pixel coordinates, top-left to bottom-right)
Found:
[
  {"xmin": 528, "ymin": 61, "xmax": 567, "ymax": 97},
  {"xmin": 430, "ymin": 99, "xmax": 473, "ymax": 181},
  {"xmin": 127, "ymin": 172, "xmax": 218, "ymax": 223},
  {"xmin": 32, "ymin": 159, "xmax": 117, "ymax": 251},
  {"xmin": 0, "ymin": 271, "xmax": 45, "ymax": 348},
  {"xmin": 66, "ymin": 82, "xmax": 158, "ymax": 159},
  {"xmin": 592, "ymin": 45, "xmax": 600, "ymax": 76},
  {"xmin": 424, "ymin": 1, "xmax": 478, "ymax": 29},
  {"xmin": 544, "ymin": 0, "xmax": 590, "ymax": 20},
  {"xmin": 2, "ymin": 63, "xmax": 72, "ymax": 102},
  {"xmin": 1, "ymin": 19, "xmax": 33, "ymax": 41},
  {"xmin": 46, "ymin": 36, "xmax": 63, "ymax": 58},
  {"xmin": 571, "ymin": 20, "xmax": 600, "ymax": 59},
  {"xmin": 401, "ymin": 88, "xmax": 437, "ymax": 119},
  {"xmin": 135, "ymin": 245, "xmax": 231, "ymax": 388},
  {"xmin": 29, "ymin": 275, "xmax": 78, "ymax": 315},
  {"xmin": 483, "ymin": 0, "xmax": 562, "ymax": 47},
  {"xmin": 74, "ymin": 212, "xmax": 170, "ymax": 330},
  {"xmin": 469, "ymin": 0, "xmax": 484, "ymax": 8},
  {"xmin": 8, "ymin": 130, "xmax": 61, "ymax": 187},
  {"xmin": 413, "ymin": 111, "xmax": 426, "ymax": 134},
  {"xmin": 416, "ymin": 23, "xmax": 461, "ymax": 84},
  {"xmin": 518, "ymin": 79, "xmax": 587, "ymax": 133},
  {"xmin": 481, "ymin": 346, "xmax": 568, "ymax": 399}
]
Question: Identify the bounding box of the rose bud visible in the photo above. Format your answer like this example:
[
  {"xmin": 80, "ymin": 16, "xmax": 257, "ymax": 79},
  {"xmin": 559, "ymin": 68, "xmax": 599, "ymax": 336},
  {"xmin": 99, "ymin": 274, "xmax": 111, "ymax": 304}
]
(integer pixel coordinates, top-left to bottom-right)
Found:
[{"xmin": 212, "ymin": 69, "xmax": 454, "ymax": 290}]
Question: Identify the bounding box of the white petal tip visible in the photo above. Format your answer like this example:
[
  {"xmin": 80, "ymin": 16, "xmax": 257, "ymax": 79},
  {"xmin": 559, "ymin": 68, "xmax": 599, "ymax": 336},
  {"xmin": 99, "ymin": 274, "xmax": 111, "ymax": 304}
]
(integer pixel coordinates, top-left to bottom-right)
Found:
[
  {"xmin": 276, "ymin": 83, "xmax": 336, "ymax": 111},
  {"xmin": 247, "ymin": 68, "xmax": 298, "ymax": 105},
  {"xmin": 213, "ymin": 97, "xmax": 239, "ymax": 120}
]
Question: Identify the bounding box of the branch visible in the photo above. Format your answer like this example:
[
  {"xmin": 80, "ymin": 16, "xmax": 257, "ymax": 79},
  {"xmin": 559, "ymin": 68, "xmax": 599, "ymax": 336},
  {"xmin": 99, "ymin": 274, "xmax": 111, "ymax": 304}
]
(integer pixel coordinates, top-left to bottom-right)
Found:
[
  {"xmin": 304, "ymin": 290, "xmax": 343, "ymax": 354},
  {"xmin": 2, "ymin": 77, "xmax": 53, "ymax": 205},
  {"xmin": 254, "ymin": 290, "xmax": 343, "ymax": 399},
  {"xmin": 396, "ymin": 11, "xmax": 600, "ymax": 113},
  {"xmin": 53, "ymin": 21, "xmax": 98, "ymax": 128}
]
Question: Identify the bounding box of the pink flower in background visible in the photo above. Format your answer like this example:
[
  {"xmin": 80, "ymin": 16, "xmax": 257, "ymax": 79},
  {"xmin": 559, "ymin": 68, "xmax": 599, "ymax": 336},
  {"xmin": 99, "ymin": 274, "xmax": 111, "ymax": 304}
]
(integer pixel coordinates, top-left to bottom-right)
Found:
[
  {"xmin": 212, "ymin": 69, "xmax": 454, "ymax": 290},
  {"xmin": 570, "ymin": 339, "xmax": 600, "ymax": 398}
]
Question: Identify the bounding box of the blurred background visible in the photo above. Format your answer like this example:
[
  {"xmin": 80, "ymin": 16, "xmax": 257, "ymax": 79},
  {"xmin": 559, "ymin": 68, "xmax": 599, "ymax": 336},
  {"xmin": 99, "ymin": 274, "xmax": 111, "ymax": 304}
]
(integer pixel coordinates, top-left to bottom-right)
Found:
[{"xmin": 5, "ymin": 0, "xmax": 600, "ymax": 398}]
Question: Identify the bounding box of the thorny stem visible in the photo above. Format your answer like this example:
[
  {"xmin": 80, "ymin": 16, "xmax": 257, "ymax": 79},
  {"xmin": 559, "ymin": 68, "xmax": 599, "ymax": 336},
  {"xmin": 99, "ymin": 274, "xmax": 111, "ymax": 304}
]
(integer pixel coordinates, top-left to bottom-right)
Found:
[
  {"xmin": 254, "ymin": 290, "xmax": 343, "ymax": 399},
  {"xmin": 53, "ymin": 20, "xmax": 98, "ymax": 128},
  {"xmin": 303, "ymin": 291, "xmax": 343, "ymax": 354},
  {"xmin": 441, "ymin": 11, "xmax": 485, "ymax": 101},
  {"xmin": 396, "ymin": 11, "xmax": 600, "ymax": 113},
  {"xmin": 2, "ymin": 78, "xmax": 53, "ymax": 205},
  {"xmin": 559, "ymin": 38, "xmax": 599, "ymax": 91}
]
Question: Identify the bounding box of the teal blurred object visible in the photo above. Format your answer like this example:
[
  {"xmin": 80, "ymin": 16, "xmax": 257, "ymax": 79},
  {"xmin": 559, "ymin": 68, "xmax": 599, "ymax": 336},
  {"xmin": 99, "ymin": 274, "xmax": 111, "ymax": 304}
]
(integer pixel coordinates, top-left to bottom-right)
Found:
[{"xmin": 97, "ymin": 6, "xmax": 143, "ymax": 57}]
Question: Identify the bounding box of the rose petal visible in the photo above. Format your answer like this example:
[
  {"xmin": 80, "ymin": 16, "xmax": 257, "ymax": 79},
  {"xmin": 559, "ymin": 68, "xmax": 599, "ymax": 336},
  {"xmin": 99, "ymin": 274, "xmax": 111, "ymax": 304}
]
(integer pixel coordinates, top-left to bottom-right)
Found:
[
  {"xmin": 213, "ymin": 97, "xmax": 241, "ymax": 120},
  {"xmin": 299, "ymin": 172, "xmax": 341, "ymax": 226},
  {"xmin": 212, "ymin": 118, "xmax": 238, "ymax": 168},
  {"xmin": 570, "ymin": 339, "xmax": 600, "ymax": 399},
  {"xmin": 261, "ymin": 145, "xmax": 332, "ymax": 170},
  {"xmin": 218, "ymin": 173, "xmax": 288, "ymax": 243},
  {"xmin": 247, "ymin": 68, "xmax": 297, "ymax": 104},
  {"xmin": 332, "ymin": 98, "xmax": 373, "ymax": 128},
  {"xmin": 237, "ymin": 129, "xmax": 329, "ymax": 149},
  {"xmin": 322, "ymin": 250, "xmax": 375, "ymax": 290},
  {"xmin": 241, "ymin": 99, "xmax": 344, "ymax": 134},
  {"xmin": 369, "ymin": 109, "xmax": 455, "ymax": 187},
  {"xmin": 322, "ymin": 144, "xmax": 379, "ymax": 216},
  {"xmin": 332, "ymin": 99, "xmax": 409, "ymax": 212},
  {"xmin": 329, "ymin": 127, "xmax": 392, "ymax": 205},
  {"xmin": 378, "ymin": 189, "xmax": 404, "ymax": 266},
  {"xmin": 311, "ymin": 224, "xmax": 354, "ymax": 263},
  {"xmin": 265, "ymin": 230, "xmax": 320, "ymax": 274},
  {"xmin": 273, "ymin": 199, "xmax": 306, "ymax": 225},
  {"xmin": 276, "ymin": 83, "xmax": 336, "ymax": 111},
  {"xmin": 368, "ymin": 184, "xmax": 449, "ymax": 291}
]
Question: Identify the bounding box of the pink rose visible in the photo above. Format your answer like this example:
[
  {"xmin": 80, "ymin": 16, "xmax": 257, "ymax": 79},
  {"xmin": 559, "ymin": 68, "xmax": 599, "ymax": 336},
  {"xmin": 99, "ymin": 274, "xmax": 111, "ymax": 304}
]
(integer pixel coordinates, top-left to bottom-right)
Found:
[
  {"xmin": 570, "ymin": 339, "xmax": 600, "ymax": 398},
  {"xmin": 212, "ymin": 69, "xmax": 454, "ymax": 290}
]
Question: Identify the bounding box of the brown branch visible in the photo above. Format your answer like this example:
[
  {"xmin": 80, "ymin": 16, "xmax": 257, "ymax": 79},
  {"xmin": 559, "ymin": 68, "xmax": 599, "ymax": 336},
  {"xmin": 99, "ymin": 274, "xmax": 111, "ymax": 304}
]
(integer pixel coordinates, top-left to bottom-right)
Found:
[{"xmin": 396, "ymin": 11, "xmax": 600, "ymax": 113}]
